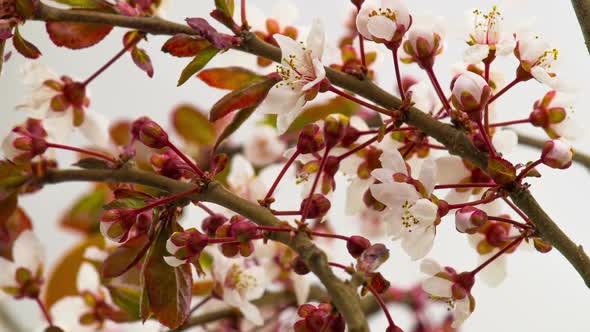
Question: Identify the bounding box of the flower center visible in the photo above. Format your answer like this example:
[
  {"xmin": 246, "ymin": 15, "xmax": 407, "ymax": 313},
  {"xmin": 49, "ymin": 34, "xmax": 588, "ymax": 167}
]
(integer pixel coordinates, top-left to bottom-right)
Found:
[
  {"xmin": 401, "ymin": 200, "xmax": 420, "ymax": 230},
  {"xmin": 533, "ymin": 48, "xmax": 559, "ymax": 70},
  {"xmin": 226, "ymin": 264, "xmax": 259, "ymax": 295},
  {"xmin": 471, "ymin": 6, "xmax": 502, "ymax": 45},
  {"xmin": 368, "ymin": 8, "xmax": 396, "ymax": 21}
]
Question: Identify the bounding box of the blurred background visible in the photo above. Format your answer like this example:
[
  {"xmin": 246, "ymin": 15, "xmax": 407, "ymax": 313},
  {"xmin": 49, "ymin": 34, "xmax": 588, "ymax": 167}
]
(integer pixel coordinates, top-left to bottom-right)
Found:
[{"xmin": 1, "ymin": 0, "xmax": 590, "ymax": 331}]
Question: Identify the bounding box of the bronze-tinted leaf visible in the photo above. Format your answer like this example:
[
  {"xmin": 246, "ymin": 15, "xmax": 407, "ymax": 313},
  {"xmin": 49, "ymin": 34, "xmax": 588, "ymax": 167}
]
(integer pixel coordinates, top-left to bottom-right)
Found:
[
  {"xmin": 177, "ymin": 46, "xmax": 219, "ymax": 86},
  {"xmin": 162, "ymin": 34, "xmax": 211, "ymax": 58},
  {"xmin": 0, "ymin": 195, "xmax": 32, "ymax": 260},
  {"xmin": 101, "ymin": 234, "xmax": 151, "ymax": 278},
  {"xmin": 487, "ymin": 156, "xmax": 516, "ymax": 185},
  {"xmin": 131, "ymin": 47, "xmax": 154, "ymax": 78},
  {"xmin": 46, "ymin": 20, "xmax": 113, "ymax": 49},
  {"xmin": 209, "ymin": 75, "xmax": 280, "ymax": 122},
  {"xmin": 286, "ymin": 97, "xmax": 360, "ymax": 134},
  {"xmin": 214, "ymin": 106, "xmax": 256, "ymax": 150},
  {"xmin": 198, "ymin": 67, "xmax": 263, "ymax": 90},
  {"xmin": 107, "ymin": 284, "xmax": 141, "ymax": 320},
  {"xmin": 171, "ymin": 104, "xmax": 215, "ymax": 146},
  {"xmin": 60, "ymin": 184, "xmax": 110, "ymax": 234},
  {"xmin": 74, "ymin": 157, "xmax": 112, "ymax": 170},
  {"xmin": 214, "ymin": 0, "xmax": 234, "ymax": 17},
  {"xmin": 140, "ymin": 212, "xmax": 192, "ymax": 328},
  {"xmin": 12, "ymin": 26, "xmax": 41, "ymax": 59}
]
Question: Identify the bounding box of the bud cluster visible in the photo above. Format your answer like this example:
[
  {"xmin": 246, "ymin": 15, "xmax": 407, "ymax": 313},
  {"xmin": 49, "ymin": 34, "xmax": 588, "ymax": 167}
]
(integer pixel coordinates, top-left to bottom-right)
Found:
[{"xmin": 294, "ymin": 303, "xmax": 345, "ymax": 332}]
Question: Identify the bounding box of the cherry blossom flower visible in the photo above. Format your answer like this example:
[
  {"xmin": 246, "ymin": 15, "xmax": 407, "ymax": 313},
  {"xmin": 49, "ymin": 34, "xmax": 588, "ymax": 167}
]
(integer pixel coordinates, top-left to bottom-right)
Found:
[
  {"xmin": 402, "ymin": 18, "xmax": 445, "ymax": 69},
  {"xmin": 451, "ymin": 71, "xmax": 492, "ymax": 121},
  {"xmin": 420, "ymin": 259, "xmax": 475, "ymax": 328},
  {"xmin": 262, "ymin": 19, "xmax": 327, "ymax": 134},
  {"xmin": 227, "ymin": 154, "xmax": 282, "ymax": 201},
  {"xmin": 530, "ymin": 90, "xmax": 582, "ymax": 140},
  {"xmin": 514, "ymin": 31, "xmax": 560, "ymax": 89},
  {"xmin": 244, "ymin": 126, "xmax": 286, "ymax": 166},
  {"xmin": 356, "ymin": 0, "xmax": 412, "ymax": 46},
  {"xmin": 211, "ymin": 252, "xmax": 267, "ymax": 326},
  {"xmin": 541, "ymin": 139, "xmax": 574, "ymax": 169},
  {"xmin": 464, "ymin": 6, "xmax": 516, "ymax": 64},
  {"xmin": 16, "ymin": 62, "xmax": 109, "ymax": 146},
  {"xmin": 369, "ymin": 149, "xmax": 439, "ymax": 260},
  {"xmin": 1, "ymin": 125, "xmax": 47, "ymax": 164},
  {"xmin": 0, "ymin": 231, "xmax": 44, "ymax": 298},
  {"xmin": 164, "ymin": 228, "xmax": 208, "ymax": 271}
]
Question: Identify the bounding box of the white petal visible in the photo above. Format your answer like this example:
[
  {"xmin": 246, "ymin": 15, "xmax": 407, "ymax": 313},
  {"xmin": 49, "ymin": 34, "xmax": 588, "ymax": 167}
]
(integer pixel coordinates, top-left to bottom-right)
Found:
[
  {"xmin": 83, "ymin": 247, "xmax": 107, "ymax": 261},
  {"xmin": 479, "ymin": 254, "xmax": 507, "ymax": 287},
  {"xmin": 422, "ymin": 276, "xmax": 453, "ymax": 298},
  {"xmin": 495, "ymin": 38, "xmax": 516, "ymax": 56},
  {"xmin": 292, "ymin": 272, "xmax": 310, "ymax": 305},
  {"xmin": 418, "ymin": 158, "xmax": 436, "ymax": 195},
  {"xmin": 163, "ymin": 256, "xmax": 187, "ymax": 267},
  {"xmin": 402, "ymin": 226, "xmax": 435, "ymax": 260},
  {"xmin": 383, "ymin": 208, "xmax": 404, "ymax": 238},
  {"xmin": 274, "ymin": 34, "xmax": 306, "ymax": 68},
  {"xmin": 379, "ymin": 149, "xmax": 407, "ymax": 174},
  {"xmin": 276, "ymin": 96, "xmax": 306, "ymax": 134},
  {"xmin": 451, "ymin": 297, "xmax": 473, "ymax": 328},
  {"xmin": 301, "ymin": 57, "xmax": 326, "ymax": 91},
  {"xmin": 420, "ymin": 258, "xmax": 443, "ymax": 276},
  {"xmin": 12, "ymin": 230, "xmax": 43, "ymax": 274},
  {"xmin": 408, "ymin": 199, "xmax": 438, "ymax": 226},
  {"xmin": 367, "ymin": 15, "xmax": 396, "ymax": 41},
  {"xmin": 306, "ymin": 19, "xmax": 325, "ymax": 59},
  {"xmin": 44, "ymin": 111, "xmax": 74, "ymax": 144},
  {"xmin": 492, "ymin": 130, "xmax": 518, "ymax": 156},
  {"xmin": 79, "ymin": 111, "xmax": 110, "ymax": 149},
  {"xmin": 345, "ymin": 178, "xmax": 371, "ymax": 215},
  {"xmin": 228, "ymin": 154, "xmax": 255, "ymax": 193},
  {"xmin": 166, "ymin": 238, "xmax": 181, "ymax": 255},
  {"xmin": 356, "ymin": 6, "xmax": 374, "ymax": 40},
  {"xmin": 51, "ymin": 296, "xmax": 94, "ymax": 332},
  {"xmin": 463, "ymin": 44, "xmax": 490, "ymax": 64},
  {"xmin": 435, "ymin": 156, "xmax": 470, "ymax": 184},
  {"xmin": 0, "ymin": 257, "xmax": 16, "ymax": 288},
  {"xmin": 370, "ymin": 182, "xmax": 419, "ymax": 207},
  {"xmin": 371, "ymin": 168, "xmax": 394, "ymax": 184},
  {"xmin": 531, "ymin": 66, "xmax": 560, "ymax": 89},
  {"xmin": 240, "ymin": 299, "xmax": 265, "ymax": 326},
  {"xmin": 77, "ymin": 262, "xmax": 100, "ymax": 293}
]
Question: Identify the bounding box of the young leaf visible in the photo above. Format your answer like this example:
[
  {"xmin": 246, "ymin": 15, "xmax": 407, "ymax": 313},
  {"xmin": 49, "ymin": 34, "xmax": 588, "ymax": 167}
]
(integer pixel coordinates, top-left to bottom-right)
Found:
[
  {"xmin": 131, "ymin": 47, "xmax": 154, "ymax": 78},
  {"xmin": 12, "ymin": 26, "xmax": 41, "ymax": 59},
  {"xmin": 161, "ymin": 34, "xmax": 211, "ymax": 58},
  {"xmin": 0, "ymin": 195, "xmax": 32, "ymax": 260},
  {"xmin": 60, "ymin": 184, "xmax": 110, "ymax": 234},
  {"xmin": 46, "ymin": 20, "xmax": 113, "ymax": 49},
  {"xmin": 107, "ymin": 284, "xmax": 141, "ymax": 320},
  {"xmin": 49, "ymin": 0, "xmax": 109, "ymax": 9},
  {"xmin": 185, "ymin": 18, "xmax": 239, "ymax": 50},
  {"xmin": 209, "ymin": 75, "xmax": 280, "ymax": 122},
  {"xmin": 74, "ymin": 157, "xmax": 112, "ymax": 170},
  {"xmin": 171, "ymin": 104, "xmax": 215, "ymax": 145},
  {"xmin": 286, "ymin": 97, "xmax": 360, "ymax": 133},
  {"xmin": 101, "ymin": 234, "xmax": 151, "ymax": 278},
  {"xmin": 214, "ymin": 106, "xmax": 256, "ymax": 150},
  {"xmin": 177, "ymin": 46, "xmax": 219, "ymax": 86},
  {"xmin": 487, "ymin": 156, "xmax": 516, "ymax": 185},
  {"xmin": 140, "ymin": 212, "xmax": 192, "ymax": 329},
  {"xmin": 198, "ymin": 67, "xmax": 263, "ymax": 90},
  {"xmin": 214, "ymin": 0, "xmax": 235, "ymax": 18}
]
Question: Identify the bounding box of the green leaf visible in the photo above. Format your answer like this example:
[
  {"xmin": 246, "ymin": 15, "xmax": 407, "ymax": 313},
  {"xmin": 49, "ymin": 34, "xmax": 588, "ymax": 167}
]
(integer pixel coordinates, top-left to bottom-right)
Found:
[
  {"xmin": 209, "ymin": 75, "xmax": 280, "ymax": 121},
  {"xmin": 286, "ymin": 97, "xmax": 360, "ymax": 133},
  {"xmin": 177, "ymin": 46, "xmax": 220, "ymax": 86},
  {"xmin": 60, "ymin": 184, "xmax": 110, "ymax": 234},
  {"xmin": 214, "ymin": 107, "xmax": 256, "ymax": 150},
  {"xmin": 487, "ymin": 156, "xmax": 516, "ymax": 185},
  {"xmin": 171, "ymin": 104, "xmax": 216, "ymax": 146},
  {"xmin": 13, "ymin": 26, "xmax": 41, "ymax": 59},
  {"xmin": 198, "ymin": 67, "xmax": 263, "ymax": 90},
  {"xmin": 107, "ymin": 284, "xmax": 141, "ymax": 320},
  {"xmin": 49, "ymin": 0, "xmax": 108, "ymax": 8},
  {"xmin": 214, "ymin": 0, "xmax": 235, "ymax": 17},
  {"xmin": 102, "ymin": 234, "xmax": 151, "ymax": 279},
  {"xmin": 140, "ymin": 211, "xmax": 192, "ymax": 329},
  {"xmin": 74, "ymin": 157, "xmax": 111, "ymax": 170},
  {"xmin": 131, "ymin": 47, "xmax": 154, "ymax": 78}
]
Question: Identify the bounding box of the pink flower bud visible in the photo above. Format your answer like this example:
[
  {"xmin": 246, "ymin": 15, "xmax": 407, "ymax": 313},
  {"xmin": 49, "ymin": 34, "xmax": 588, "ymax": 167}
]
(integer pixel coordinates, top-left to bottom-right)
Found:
[
  {"xmin": 131, "ymin": 117, "xmax": 169, "ymax": 149},
  {"xmin": 541, "ymin": 139, "xmax": 573, "ymax": 169},
  {"xmin": 455, "ymin": 206, "xmax": 487, "ymax": 234},
  {"xmin": 2, "ymin": 127, "xmax": 47, "ymax": 164},
  {"xmin": 402, "ymin": 25, "xmax": 444, "ymax": 69},
  {"xmin": 201, "ymin": 213, "xmax": 228, "ymax": 236},
  {"xmin": 301, "ymin": 193, "xmax": 331, "ymax": 219},
  {"xmin": 297, "ymin": 124, "xmax": 325, "ymax": 154},
  {"xmin": 323, "ymin": 116, "xmax": 347, "ymax": 149},
  {"xmin": 229, "ymin": 219, "xmax": 258, "ymax": 242},
  {"xmin": 99, "ymin": 208, "xmax": 137, "ymax": 243},
  {"xmin": 451, "ymin": 72, "xmax": 491, "ymax": 121},
  {"xmin": 346, "ymin": 235, "xmax": 371, "ymax": 258}
]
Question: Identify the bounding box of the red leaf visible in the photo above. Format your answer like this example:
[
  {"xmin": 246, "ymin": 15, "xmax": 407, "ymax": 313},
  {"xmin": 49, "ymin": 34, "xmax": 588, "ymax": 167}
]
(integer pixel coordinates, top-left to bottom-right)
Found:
[
  {"xmin": 46, "ymin": 20, "xmax": 113, "ymax": 49},
  {"xmin": 198, "ymin": 67, "xmax": 263, "ymax": 90},
  {"xmin": 131, "ymin": 47, "xmax": 154, "ymax": 78},
  {"xmin": 101, "ymin": 234, "xmax": 151, "ymax": 279},
  {"xmin": 209, "ymin": 76, "xmax": 280, "ymax": 122},
  {"xmin": 0, "ymin": 196, "xmax": 32, "ymax": 260},
  {"xmin": 141, "ymin": 212, "xmax": 192, "ymax": 328},
  {"xmin": 12, "ymin": 26, "xmax": 41, "ymax": 59},
  {"xmin": 161, "ymin": 34, "xmax": 211, "ymax": 58}
]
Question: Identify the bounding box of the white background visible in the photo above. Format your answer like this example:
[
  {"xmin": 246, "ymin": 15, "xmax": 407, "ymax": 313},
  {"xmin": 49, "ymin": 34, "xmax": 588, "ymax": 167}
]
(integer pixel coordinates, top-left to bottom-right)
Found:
[{"xmin": 1, "ymin": 0, "xmax": 590, "ymax": 331}]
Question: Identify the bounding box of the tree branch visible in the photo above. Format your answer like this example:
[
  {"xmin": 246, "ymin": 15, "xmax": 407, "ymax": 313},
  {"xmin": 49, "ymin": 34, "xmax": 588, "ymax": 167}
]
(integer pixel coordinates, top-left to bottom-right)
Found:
[
  {"xmin": 517, "ymin": 133, "xmax": 590, "ymax": 171},
  {"xmin": 571, "ymin": 0, "xmax": 590, "ymax": 54},
  {"xmin": 30, "ymin": 0, "xmax": 590, "ymax": 313},
  {"xmin": 41, "ymin": 167, "xmax": 369, "ymax": 331}
]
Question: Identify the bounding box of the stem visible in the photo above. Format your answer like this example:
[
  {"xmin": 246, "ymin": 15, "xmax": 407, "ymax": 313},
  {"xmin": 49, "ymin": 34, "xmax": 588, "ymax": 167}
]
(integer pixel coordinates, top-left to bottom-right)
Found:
[
  {"xmin": 515, "ymin": 159, "xmax": 543, "ymax": 183},
  {"xmin": 489, "ymin": 118, "xmax": 530, "ymax": 127},
  {"xmin": 501, "ymin": 196, "xmax": 531, "ymax": 224},
  {"xmin": 45, "ymin": 142, "xmax": 116, "ymax": 163},
  {"xmin": 402, "ymin": 142, "xmax": 416, "ymax": 159},
  {"xmin": 82, "ymin": 33, "xmax": 141, "ymax": 86},
  {"xmin": 423, "ymin": 143, "xmax": 447, "ymax": 150},
  {"xmin": 196, "ymin": 202, "xmax": 216, "ymax": 216},
  {"xmin": 189, "ymin": 295, "xmax": 212, "ymax": 315},
  {"xmin": 166, "ymin": 141, "xmax": 206, "ymax": 178},
  {"xmin": 135, "ymin": 187, "xmax": 200, "ymax": 214},
  {"xmin": 328, "ymin": 261, "xmax": 350, "ymax": 271},
  {"xmin": 471, "ymin": 236, "xmax": 524, "ymax": 275},
  {"xmin": 487, "ymin": 216, "xmax": 532, "ymax": 229},
  {"xmin": 367, "ymin": 284, "xmax": 398, "ymax": 331},
  {"xmin": 311, "ymin": 231, "xmax": 350, "ymax": 242},
  {"xmin": 392, "ymin": 47, "xmax": 404, "ymax": 99},
  {"xmin": 208, "ymin": 236, "xmax": 241, "ymax": 244},
  {"xmin": 488, "ymin": 78, "xmax": 521, "ymax": 104},
  {"xmin": 35, "ymin": 297, "xmax": 53, "ymax": 325},
  {"xmin": 424, "ymin": 67, "xmax": 452, "ymax": 112},
  {"xmin": 446, "ymin": 194, "xmax": 499, "ymax": 210},
  {"xmin": 329, "ymin": 86, "xmax": 396, "ymax": 118},
  {"xmin": 272, "ymin": 210, "xmax": 301, "ymax": 216},
  {"xmin": 476, "ymin": 120, "xmax": 497, "ymax": 157},
  {"xmin": 301, "ymin": 148, "xmax": 331, "ymax": 222},
  {"xmin": 256, "ymin": 225, "xmax": 291, "ymax": 232},
  {"xmin": 337, "ymin": 124, "xmax": 396, "ymax": 161},
  {"xmin": 265, "ymin": 150, "xmax": 300, "ymax": 200},
  {"xmin": 240, "ymin": 0, "xmax": 248, "ymax": 28},
  {"xmin": 434, "ymin": 183, "xmax": 495, "ymax": 190},
  {"xmin": 359, "ymin": 35, "xmax": 367, "ymax": 69}
]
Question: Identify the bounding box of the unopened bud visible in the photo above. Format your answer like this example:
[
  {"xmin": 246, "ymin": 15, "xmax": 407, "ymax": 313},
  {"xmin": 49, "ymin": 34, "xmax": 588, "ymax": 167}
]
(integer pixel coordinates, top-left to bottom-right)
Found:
[
  {"xmin": 301, "ymin": 194, "xmax": 331, "ymax": 219},
  {"xmin": 229, "ymin": 220, "xmax": 258, "ymax": 242},
  {"xmin": 292, "ymin": 256, "xmax": 310, "ymax": 275},
  {"xmin": 451, "ymin": 72, "xmax": 491, "ymax": 121},
  {"xmin": 346, "ymin": 235, "xmax": 371, "ymax": 258},
  {"xmin": 201, "ymin": 213, "xmax": 228, "ymax": 236},
  {"xmin": 455, "ymin": 206, "xmax": 487, "ymax": 234},
  {"xmin": 541, "ymin": 139, "xmax": 573, "ymax": 169},
  {"xmin": 131, "ymin": 117, "xmax": 168, "ymax": 149},
  {"xmin": 297, "ymin": 124, "xmax": 325, "ymax": 154},
  {"xmin": 323, "ymin": 116, "xmax": 347, "ymax": 149}
]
